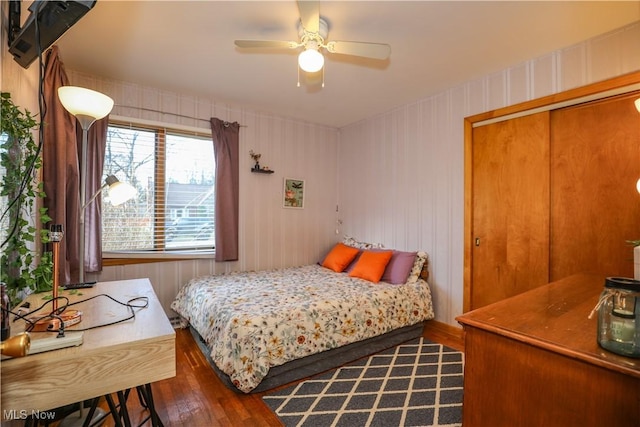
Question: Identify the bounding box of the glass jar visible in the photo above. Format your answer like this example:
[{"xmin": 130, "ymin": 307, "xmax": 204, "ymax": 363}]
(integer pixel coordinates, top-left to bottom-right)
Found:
[{"xmin": 596, "ymin": 277, "xmax": 640, "ymax": 358}]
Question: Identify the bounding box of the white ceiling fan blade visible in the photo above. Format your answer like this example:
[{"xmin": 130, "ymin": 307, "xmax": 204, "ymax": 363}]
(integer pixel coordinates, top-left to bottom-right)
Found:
[
  {"xmin": 234, "ymin": 40, "xmax": 298, "ymax": 49},
  {"xmin": 297, "ymin": 0, "xmax": 320, "ymax": 33},
  {"xmin": 326, "ymin": 41, "xmax": 391, "ymax": 60}
]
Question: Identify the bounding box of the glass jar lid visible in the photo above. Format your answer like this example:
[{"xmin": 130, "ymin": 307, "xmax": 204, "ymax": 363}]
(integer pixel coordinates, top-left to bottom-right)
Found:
[{"xmin": 605, "ymin": 277, "xmax": 640, "ymax": 291}]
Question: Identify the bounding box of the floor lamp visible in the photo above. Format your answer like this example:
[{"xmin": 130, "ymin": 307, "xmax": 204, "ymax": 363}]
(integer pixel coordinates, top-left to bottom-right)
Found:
[
  {"xmin": 55, "ymin": 88, "xmax": 135, "ymax": 427},
  {"xmin": 57, "ymin": 86, "xmax": 115, "ymax": 285}
]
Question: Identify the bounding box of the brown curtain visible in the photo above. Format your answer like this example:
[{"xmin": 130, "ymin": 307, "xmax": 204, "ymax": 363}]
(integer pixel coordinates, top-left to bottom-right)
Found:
[
  {"xmin": 77, "ymin": 119, "xmax": 107, "ymax": 273},
  {"xmin": 43, "ymin": 46, "xmax": 75, "ymax": 283},
  {"xmin": 210, "ymin": 118, "xmax": 240, "ymax": 261},
  {"xmin": 43, "ymin": 46, "xmax": 108, "ymax": 282}
]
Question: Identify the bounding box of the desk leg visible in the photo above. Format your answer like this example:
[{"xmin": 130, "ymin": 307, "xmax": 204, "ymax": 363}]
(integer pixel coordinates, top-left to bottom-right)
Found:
[
  {"xmin": 116, "ymin": 391, "xmax": 132, "ymax": 427},
  {"xmin": 82, "ymin": 397, "xmax": 104, "ymax": 427},
  {"xmin": 100, "ymin": 385, "xmax": 163, "ymax": 427},
  {"xmin": 137, "ymin": 384, "xmax": 163, "ymax": 427},
  {"xmin": 104, "ymin": 394, "xmax": 124, "ymax": 427}
]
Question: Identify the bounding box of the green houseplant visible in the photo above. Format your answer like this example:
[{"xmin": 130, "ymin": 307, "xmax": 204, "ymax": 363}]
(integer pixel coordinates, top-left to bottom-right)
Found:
[{"xmin": 1, "ymin": 92, "xmax": 52, "ymax": 305}]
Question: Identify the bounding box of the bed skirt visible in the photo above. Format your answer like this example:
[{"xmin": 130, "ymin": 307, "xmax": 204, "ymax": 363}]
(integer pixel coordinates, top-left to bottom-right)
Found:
[{"xmin": 190, "ymin": 321, "xmax": 426, "ymax": 393}]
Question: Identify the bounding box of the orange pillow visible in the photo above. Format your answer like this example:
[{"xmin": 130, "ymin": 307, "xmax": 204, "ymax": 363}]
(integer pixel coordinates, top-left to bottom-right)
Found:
[
  {"xmin": 322, "ymin": 243, "xmax": 360, "ymax": 272},
  {"xmin": 348, "ymin": 250, "xmax": 393, "ymax": 283}
]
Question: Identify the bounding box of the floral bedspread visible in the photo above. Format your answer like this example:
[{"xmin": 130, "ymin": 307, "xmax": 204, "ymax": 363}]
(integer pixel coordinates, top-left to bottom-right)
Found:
[{"xmin": 170, "ymin": 264, "xmax": 434, "ymax": 393}]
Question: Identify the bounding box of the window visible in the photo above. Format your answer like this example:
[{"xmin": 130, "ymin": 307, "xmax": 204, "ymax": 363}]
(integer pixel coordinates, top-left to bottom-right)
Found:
[{"xmin": 102, "ymin": 123, "xmax": 215, "ymax": 253}]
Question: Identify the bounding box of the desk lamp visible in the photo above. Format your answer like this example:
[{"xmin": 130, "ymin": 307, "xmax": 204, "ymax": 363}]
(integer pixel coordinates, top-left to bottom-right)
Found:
[
  {"xmin": 28, "ymin": 224, "xmax": 83, "ymax": 332},
  {"xmin": 88, "ymin": 175, "xmax": 136, "ymax": 208},
  {"xmin": 0, "ymin": 333, "xmax": 30, "ymax": 357},
  {"xmin": 57, "ymin": 86, "xmax": 114, "ymax": 285}
]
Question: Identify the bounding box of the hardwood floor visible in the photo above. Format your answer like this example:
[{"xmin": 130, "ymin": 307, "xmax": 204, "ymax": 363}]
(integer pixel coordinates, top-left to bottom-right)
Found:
[{"xmin": 99, "ymin": 321, "xmax": 464, "ymax": 427}]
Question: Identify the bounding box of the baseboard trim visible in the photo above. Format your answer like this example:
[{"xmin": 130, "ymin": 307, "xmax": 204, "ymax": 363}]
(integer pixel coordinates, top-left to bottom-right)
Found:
[
  {"xmin": 426, "ymin": 319, "xmax": 464, "ymax": 337},
  {"xmin": 423, "ymin": 319, "xmax": 464, "ymax": 350}
]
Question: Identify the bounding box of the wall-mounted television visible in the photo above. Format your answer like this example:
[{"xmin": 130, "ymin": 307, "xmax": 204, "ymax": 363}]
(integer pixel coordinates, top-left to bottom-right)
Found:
[{"xmin": 8, "ymin": 0, "xmax": 96, "ymax": 68}]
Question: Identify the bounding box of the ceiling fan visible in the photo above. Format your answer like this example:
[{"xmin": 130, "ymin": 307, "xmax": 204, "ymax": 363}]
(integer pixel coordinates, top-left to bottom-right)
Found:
[{"xmin": 234, "ymin": 0, "xmax": 391, "ymax": 77}]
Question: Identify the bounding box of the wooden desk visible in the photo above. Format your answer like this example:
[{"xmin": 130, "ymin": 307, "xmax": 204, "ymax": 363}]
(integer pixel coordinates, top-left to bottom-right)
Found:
[
  {"xmin": 1, "ymin": 278, "xmax": 176, "ymax": 418},
  {"xmin": 456, "ymin": 274, "xmax": 640, "ymax": 427}
]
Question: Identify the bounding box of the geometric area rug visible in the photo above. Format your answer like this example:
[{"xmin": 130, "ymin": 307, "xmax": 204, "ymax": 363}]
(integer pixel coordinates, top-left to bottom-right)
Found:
[{"xmin": 262, "ymin": 338, "xmax": 464, "ymax": 427}]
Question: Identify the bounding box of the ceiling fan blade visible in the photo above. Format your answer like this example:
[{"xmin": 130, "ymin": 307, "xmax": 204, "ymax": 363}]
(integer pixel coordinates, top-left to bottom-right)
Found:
[
  {"xmin": 297, "ymin": 0, "xmax": 320, "ymax": 33},
  {"xmin": 326, "ymin": 41, "xmax": 391, "ymax": 60},
  {"xmin": 234, "ymin": 40, "xmax": 298, "ymax": 49}
]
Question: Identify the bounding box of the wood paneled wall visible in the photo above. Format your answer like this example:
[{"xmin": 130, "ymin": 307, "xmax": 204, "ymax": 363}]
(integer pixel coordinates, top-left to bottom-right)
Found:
[
  {"xmin": 4, "ymin": 17, "xmax": 637, "ymax": 322},
  {"xmin": 339, "ymin": 22, "xmax": 640, "ymax": 327},
  {"xmin": 66, "ymin": 71, "xmax": 340, "ymax": 315}
]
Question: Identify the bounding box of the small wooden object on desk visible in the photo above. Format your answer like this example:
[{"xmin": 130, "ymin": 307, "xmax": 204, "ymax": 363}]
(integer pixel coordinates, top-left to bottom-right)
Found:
[
  {"xmin": 1, "ymin": 278, "xmax": 176, "ymax": 423},
  {"xmin": 456, "ymin": 274, "xmax": 640, "ymax": 427}
]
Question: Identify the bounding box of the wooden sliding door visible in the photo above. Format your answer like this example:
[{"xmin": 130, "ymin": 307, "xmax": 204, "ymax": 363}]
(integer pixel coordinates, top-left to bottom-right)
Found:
[
  {"xmin": 465, "ymin": 73, "xmax": 640, "ymax": 313},
  {"xmin": 550, "ymin": 91, "xmax": 640, "ymax": 280},
  {"xmin": 471, "ymin": 112, "xmax": 550, "ymax": 310}
]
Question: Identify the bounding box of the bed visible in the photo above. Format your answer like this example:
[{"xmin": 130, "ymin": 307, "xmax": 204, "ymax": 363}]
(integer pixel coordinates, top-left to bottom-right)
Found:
[{"xmin": 170, "ymin": 240, "xmax": 434, "ymax": 393}]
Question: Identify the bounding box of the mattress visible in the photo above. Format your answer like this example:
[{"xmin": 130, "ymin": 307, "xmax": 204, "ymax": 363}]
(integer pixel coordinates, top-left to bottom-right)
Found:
[
  {"xmin": 189, "ymin": 321, "xmax": 426, "ymax": 393},
  {"xmin": 171, "ymin": 263, "xmax": 434, "ymax": 393}
]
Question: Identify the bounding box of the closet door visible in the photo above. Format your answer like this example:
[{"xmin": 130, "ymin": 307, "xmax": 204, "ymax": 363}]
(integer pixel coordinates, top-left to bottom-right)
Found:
[
  {"xmin": 471, "ymin": 112, "xmax": 550, "ymax": 310},
  {"xmin": 550, "ymin": 92, "xmax": 640, "ymax": 280}
]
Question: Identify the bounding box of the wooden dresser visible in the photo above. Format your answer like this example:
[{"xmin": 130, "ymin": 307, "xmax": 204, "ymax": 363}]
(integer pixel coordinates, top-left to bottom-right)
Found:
[{"xmin": 456, "ymin": 274, "xmax": 640, "ymax": 427}]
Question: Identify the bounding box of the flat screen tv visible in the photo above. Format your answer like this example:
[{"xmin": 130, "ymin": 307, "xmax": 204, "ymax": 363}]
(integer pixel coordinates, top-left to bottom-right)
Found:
[{"xmin": 8, "ymin": 0, "xmax": 96, "ymax": 68}]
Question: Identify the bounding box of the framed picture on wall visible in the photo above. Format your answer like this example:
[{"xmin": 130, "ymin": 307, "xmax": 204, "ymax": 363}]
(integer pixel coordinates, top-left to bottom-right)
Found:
[{"xmin": 283, "ymin": 178, "xmax": 305, "ymax": 209}]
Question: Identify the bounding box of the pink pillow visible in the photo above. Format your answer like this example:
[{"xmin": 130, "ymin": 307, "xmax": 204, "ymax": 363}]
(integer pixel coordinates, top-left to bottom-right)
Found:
[{"xmin": 381, "ymin": 251, "xmax": 417, "ymax": 284}]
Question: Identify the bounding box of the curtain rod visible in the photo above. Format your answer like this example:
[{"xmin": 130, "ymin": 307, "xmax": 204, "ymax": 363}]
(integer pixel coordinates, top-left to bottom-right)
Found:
[{"xmin": 114, "ymin": 105, "xmax": 247, "ymax": 127}]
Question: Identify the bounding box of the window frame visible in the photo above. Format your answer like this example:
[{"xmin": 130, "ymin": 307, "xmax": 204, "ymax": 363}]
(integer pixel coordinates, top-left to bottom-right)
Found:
[{"xmin": 103, "ymin": 117, "xmax": 215, "ymax": 265}]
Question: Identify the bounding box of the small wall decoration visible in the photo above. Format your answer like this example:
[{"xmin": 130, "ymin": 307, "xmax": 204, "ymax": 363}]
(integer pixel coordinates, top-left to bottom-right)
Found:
[
  {"xmin": 249, "ymin": 149, "xmax": 261, "ymax": 170},
  {"xmin": 283, "ymin": 178, "xmax": 305, "ymax": 209},
  {"xmin": 249, "ymin": 149, "xmax": 274, "ymax": 173}
]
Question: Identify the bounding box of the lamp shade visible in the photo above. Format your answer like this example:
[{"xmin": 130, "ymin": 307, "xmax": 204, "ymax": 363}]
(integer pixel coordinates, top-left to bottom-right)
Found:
[
  {"xmin": 298, "ymin": 44, "xmax": 324, "ymax": 73},
  {"xmin": 635, "ymin": 97, "xmax": 640, "ymax": 113},
  {"xmin": 105, "ymin": 175, "xmax": 137, "ymax": 206},
  {"xmin": 58, "ymin": 86, "xmax": 114, "ymax": 120}
]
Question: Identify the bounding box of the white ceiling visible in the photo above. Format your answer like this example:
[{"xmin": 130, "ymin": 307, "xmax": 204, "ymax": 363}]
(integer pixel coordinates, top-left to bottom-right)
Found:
[{"xmin": 53, "ymin": 1, "xmax": 640, "ymax": 128}]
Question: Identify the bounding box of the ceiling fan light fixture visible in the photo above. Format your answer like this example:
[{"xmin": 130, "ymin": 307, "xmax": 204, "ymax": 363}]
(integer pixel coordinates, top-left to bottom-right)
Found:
[
  {"xmin": 298, "ymin": 47, "xmax": 324, "ymax": 73},
  {"xmin": 235, "ymin": 3, "xmax": 390, "ymax": 81}
]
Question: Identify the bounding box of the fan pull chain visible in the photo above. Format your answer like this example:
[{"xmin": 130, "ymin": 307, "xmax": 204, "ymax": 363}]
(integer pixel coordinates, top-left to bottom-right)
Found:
[
  {"xmin": 322, "ymin": 66, "xmax": 325, "ymax": 88},
  {"xmin": 297, "ymin": 65, "xmax": 301, "ymax": 87}
]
